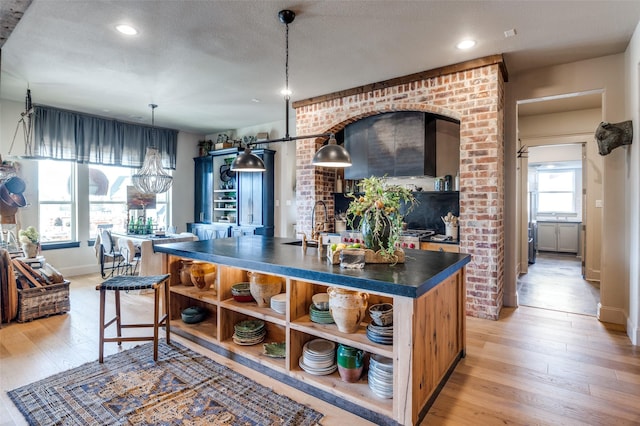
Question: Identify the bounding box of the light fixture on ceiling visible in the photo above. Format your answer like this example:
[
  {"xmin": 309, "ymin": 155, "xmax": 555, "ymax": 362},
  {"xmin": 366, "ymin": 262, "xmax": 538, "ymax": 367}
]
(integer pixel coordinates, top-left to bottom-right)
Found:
[
  {"xmin": 132, "ymin": 104, "xmax": 173, "ymax": 194},
  {"xmin": 456, "ymin": 39, "xmax": 476, "ymax": 50},
  {"xmin": 116, "ymin": 24, "xmax": 138, "ymax": 35},
  {"xmin": 8, "ymin": 88, "xmax": 34, "ymax": 158},
  {"xmin": 231, "ymin": 9, "xmax": 352, "ymax": 172}
]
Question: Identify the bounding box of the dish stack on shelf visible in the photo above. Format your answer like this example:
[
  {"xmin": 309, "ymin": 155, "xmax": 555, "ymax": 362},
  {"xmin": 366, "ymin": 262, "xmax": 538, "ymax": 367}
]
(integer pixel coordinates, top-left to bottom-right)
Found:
[
  {"xmin": 309, "ymin": 292, "xmax": 334, "ymax": 324},
  {"xmin": 368, "ymin": 354, "xmax": 394, "ymax": 399},
  {"xmin": 366, "ymin": 323, "xmax": 393, "ymax": 345},
  {"xmin": 233, "ymin": 319, "xmax": 266, "ymax": 345},
  {"xmin": 366, "ymin": 303, "xmax": 393, "ymax": 345},
  {"xmin": 231, "ymin": 282, "xmax": 254, "ymax": 302},
  {"xmin": 270, "ymin": 293, "xmax": 286, "ymax": 314},
  {"xmin": 298, "ymin": 339, "xmax": 337, "ymax": 376},
  {"xmin": 309, "ymin": 304, "xmax": 334, "ymax": 324}
]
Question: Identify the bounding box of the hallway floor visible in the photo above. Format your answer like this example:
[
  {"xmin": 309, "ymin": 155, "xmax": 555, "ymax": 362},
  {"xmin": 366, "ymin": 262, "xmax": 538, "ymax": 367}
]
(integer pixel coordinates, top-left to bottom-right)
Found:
[{"xmin": 517, "ymin": 252, "xmax": 600, "ymax": 316}]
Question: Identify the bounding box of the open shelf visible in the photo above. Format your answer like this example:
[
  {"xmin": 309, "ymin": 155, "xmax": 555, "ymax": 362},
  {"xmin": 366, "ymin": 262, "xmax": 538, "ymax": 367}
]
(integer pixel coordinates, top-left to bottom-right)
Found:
[
  {"xmin": 289, "ymin": 366, "xmax": 393, "ymax": 417},
  {"xmin": 219, "ymin": 297, "xmax": 286, "ymax": 326},
  {"xmin": 171, "ymin": 318, "xmax": 217, "ymax": 343},
  {"xmin": 170, "ymin": 284, "xmax": 218, "ymax": 305},
  {"xmin": 290, "ymin": 316, "xmax": 393, "ymax": 358},
  {"xmin": 219, "ymin": 336, "xmax": 287, "ymax": 373}
]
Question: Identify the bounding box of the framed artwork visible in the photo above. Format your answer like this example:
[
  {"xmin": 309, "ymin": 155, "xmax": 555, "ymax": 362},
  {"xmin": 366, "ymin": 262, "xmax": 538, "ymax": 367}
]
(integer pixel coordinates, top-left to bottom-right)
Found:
[{"xmin": 126, "ymin": 186, "xmax": 156, "ymax": 210}]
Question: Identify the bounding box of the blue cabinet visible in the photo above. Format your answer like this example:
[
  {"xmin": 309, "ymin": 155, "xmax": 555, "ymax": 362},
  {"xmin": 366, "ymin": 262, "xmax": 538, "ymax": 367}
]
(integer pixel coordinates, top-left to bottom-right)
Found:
[{"xmin": 192, "ymin": 148, "xmax": 275, "ymax": 237}]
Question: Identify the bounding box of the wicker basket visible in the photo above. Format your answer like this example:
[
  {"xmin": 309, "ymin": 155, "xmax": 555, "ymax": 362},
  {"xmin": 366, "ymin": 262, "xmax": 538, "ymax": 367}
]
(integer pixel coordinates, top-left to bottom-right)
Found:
[{"xmin": 17, "ymin": 280, "xmax": 70, "ymax": 322}]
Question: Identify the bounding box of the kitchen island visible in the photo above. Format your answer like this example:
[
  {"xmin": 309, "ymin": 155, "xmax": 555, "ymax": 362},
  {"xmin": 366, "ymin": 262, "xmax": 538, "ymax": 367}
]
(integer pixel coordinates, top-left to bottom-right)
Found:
[{"xmin": 155, "ymin": 236, "xmax": 471, "ymax": 425}]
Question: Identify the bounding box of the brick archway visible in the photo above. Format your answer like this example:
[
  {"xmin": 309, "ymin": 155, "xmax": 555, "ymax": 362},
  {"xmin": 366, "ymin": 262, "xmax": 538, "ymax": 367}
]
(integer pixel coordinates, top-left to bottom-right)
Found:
[{"xmin": 294, "ymin": 63, "xmax": 505, "ymax": 319}]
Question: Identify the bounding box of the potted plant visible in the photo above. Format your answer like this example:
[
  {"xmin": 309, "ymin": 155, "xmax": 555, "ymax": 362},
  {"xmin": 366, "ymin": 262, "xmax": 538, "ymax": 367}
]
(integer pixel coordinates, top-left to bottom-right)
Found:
[
  {"xmin": 346, "ymin": 176, "xmax": 417, "ymax": 259},
  {"xmin": 18, "ymin": 226, "xmax": 39, "ymax": 258}
]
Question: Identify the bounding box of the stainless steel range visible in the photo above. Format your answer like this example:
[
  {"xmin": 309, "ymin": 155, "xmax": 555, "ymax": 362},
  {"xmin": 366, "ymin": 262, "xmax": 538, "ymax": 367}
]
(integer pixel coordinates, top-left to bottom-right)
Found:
[
  {"xmin": 339, "ymin": 229, "xmax": 435, "ymax": 250},
  {"xmin": 399, "ymin": 229, "xmax": 436, "ymax": 249}
]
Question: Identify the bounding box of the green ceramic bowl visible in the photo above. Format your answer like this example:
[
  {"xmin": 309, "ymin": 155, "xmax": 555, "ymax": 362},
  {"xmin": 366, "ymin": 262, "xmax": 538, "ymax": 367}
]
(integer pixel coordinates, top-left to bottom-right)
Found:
[{"xmin": 181, "ymin": 306, "xmax": 207, "ymax": 324}]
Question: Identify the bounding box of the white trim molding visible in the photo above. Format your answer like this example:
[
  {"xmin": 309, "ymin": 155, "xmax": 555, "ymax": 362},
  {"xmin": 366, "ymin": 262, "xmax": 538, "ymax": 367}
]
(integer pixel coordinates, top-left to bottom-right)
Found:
[{"xmin": 597, "ymin": 303, "xmax": 627, "ymax": 326}]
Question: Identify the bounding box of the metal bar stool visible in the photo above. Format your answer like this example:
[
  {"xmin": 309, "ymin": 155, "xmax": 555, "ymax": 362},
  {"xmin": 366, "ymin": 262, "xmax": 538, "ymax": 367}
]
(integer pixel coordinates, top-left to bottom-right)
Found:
[{"xmin": 96, "ymin": 274, "xmax": 171, "ymax": 362}]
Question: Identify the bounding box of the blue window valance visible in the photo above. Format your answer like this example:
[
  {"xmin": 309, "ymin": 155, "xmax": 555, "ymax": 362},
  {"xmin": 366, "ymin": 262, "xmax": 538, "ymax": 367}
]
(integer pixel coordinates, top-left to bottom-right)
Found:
[{"xmin": 32, "ymin": 105, "xmax": 177, "ymax": 169}]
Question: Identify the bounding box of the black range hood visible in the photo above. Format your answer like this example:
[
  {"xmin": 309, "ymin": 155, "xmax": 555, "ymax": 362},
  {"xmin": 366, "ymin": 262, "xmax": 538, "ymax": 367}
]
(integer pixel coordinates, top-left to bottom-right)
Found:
[{"xmin": 343, "ymin": 112, "xmax": 459, "ymax": 179}]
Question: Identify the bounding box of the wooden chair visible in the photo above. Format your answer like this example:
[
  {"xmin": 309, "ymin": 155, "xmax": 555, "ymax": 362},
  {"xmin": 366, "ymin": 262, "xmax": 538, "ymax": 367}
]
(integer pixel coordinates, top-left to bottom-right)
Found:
[{"xmin": 96, "ymin": 274, "xmax": 170, "ymax": 362}]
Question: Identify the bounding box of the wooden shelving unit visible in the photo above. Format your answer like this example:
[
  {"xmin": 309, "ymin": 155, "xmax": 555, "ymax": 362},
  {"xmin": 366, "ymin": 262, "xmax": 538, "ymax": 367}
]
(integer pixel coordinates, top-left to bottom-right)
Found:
[{"xmin": 165, "ymin": 252, "xmax": 466, "ymax": 425}]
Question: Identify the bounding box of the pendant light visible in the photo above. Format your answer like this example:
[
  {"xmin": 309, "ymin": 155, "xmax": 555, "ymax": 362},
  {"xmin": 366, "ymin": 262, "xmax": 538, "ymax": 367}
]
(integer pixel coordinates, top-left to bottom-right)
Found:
[
  {"xmin": 132, "ymin": 104, "xmax": 173, "ymax": 194},
  {"xmin": 231, "ymin": 9, "xmax": 351, "ymax": 172}
]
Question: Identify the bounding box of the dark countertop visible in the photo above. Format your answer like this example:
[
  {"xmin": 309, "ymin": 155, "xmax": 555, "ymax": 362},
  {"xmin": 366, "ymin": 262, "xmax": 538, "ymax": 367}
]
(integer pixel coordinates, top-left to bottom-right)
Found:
[{"xmin": 154, "ymin": 236, "xmax": 471, "ymax": 298}]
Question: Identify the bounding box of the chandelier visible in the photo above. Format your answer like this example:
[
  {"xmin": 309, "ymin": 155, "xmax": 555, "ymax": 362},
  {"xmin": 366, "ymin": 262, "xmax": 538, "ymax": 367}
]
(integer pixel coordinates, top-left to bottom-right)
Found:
[{"xmin": 132, "ymin": 104, "xmax": 173, "ymax": 194}]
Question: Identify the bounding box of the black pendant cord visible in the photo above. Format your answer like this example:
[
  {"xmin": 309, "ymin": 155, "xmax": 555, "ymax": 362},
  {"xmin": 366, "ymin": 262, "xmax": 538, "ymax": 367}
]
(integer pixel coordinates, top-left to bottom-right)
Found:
[{"xmin": 284, "ymin": 21, "xmax": 290, "ymax": 140}]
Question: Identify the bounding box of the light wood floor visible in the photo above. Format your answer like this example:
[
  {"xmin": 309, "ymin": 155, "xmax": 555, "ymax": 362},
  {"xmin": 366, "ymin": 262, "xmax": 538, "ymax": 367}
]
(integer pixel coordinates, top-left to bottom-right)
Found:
[
  {"xmin": 518, "ymin": 252, "xmax": 600, "ymax": 316},
  {"xmin": 1, "ymin": 274, "xmax": 638, "ymax": 425}
]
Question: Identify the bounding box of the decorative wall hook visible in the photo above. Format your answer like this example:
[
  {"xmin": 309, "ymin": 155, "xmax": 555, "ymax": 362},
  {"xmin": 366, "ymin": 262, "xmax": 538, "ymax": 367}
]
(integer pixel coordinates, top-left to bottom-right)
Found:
[{"xmin": 517, "ymin": 145, "xmax": 528, "ymax": 158}]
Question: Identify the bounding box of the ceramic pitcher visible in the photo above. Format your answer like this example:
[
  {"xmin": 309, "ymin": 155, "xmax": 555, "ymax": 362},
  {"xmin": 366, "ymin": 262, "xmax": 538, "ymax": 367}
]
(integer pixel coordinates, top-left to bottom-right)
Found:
[{"xmin": 327, "ymin": 287, "xmax": 369, "ymax": 333}]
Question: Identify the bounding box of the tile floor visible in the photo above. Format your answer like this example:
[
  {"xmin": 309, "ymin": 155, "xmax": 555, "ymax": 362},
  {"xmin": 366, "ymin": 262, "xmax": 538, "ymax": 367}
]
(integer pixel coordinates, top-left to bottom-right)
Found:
[{"xmin": 517, "ymin": 252, "xmax": 600, "ymax": 316}]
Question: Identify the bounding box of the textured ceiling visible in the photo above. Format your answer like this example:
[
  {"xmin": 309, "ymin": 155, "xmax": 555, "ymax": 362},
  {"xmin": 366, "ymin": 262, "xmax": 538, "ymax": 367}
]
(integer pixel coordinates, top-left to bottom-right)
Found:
[{"xmin": 1, "ymin": 1, "xmax": 639, "ymax": 134}]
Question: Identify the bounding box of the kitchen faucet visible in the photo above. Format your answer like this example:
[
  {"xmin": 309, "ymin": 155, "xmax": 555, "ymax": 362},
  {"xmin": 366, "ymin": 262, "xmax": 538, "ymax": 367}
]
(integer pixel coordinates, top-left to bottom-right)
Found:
[{"xmin": 311, "ymin": 200, "xmax": 328, "ymax": 241}]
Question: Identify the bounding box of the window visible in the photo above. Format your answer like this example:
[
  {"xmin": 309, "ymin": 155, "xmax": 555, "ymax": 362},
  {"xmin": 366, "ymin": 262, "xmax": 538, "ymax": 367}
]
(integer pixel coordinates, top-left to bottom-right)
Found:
[
  {"xmin": 89, "ymin": 164, "xmax": 169, "ymax": 238},
  {"xmin": 36, "ymin": 161, "xmax": 170, "ymax": 243},
  {"xmin": 536, "ymin": 169, "xmax": 577, "ymax": 214},
  {"xmin": 38, "ymin": 160, "xmax": 75, "ymax": 243}
]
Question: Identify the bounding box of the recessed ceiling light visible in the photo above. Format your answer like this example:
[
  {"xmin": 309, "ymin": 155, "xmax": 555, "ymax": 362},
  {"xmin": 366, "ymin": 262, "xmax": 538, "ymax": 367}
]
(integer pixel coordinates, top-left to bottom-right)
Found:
[
  {"xmin": 116, "ymin": 24, "xmax": 138, "ymax": 36},
  {"xmin": 251, "ymin": 98, "xmax": 261, "ymax": 103},
  {"xmin": 456, "ymin": 39, "xmax": 476, "ymax": 50}
]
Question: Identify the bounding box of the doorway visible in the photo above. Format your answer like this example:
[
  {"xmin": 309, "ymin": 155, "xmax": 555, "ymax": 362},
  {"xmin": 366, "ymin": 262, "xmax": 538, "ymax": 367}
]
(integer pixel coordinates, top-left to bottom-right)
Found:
[
  {"xmin": 516, "ymin": 91, "xmax": 603, "ymax": 316},
  {"xmin": 519, "ymin": 144, "xmax": 599, "ymax": 316}
]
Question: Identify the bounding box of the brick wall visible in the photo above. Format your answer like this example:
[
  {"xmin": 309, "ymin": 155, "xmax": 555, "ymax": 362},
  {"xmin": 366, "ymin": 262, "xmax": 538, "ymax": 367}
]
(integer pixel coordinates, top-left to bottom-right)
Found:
[{"xmin": 294, "ymin": 63, "xmax": 505, "ymax": 319}]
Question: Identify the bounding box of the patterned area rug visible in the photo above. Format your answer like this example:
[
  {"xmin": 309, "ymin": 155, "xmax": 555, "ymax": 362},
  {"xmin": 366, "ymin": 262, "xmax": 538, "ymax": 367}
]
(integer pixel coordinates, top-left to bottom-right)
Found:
[{"xmin": 8, "ymin": 340, "xmax": 323, "ymax": 425}]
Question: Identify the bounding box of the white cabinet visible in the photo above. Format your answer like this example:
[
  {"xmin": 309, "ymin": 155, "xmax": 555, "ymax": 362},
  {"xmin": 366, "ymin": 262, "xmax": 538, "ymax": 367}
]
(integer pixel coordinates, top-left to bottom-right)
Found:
[
  {"xmin": 557, "ymin": 223, "xmax": 580, "ymax": 253},
  {"xmin": 536, "ymin": 221, "xmax": 580, "ymax": 253}
]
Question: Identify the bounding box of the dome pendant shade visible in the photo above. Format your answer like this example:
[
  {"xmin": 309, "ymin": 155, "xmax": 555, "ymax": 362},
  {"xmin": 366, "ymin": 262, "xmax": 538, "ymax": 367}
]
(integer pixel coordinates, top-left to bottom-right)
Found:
[
  {"xmin": 132, "ymin": 147, "xmax": 174, "ymax": 194},
  {"xmin": 312, "ymin": 136, "xmax": 352, "ymax": 168},
  {"xmin": 230, "ymin": 148, "xmax": 266, "ymax": 172}
]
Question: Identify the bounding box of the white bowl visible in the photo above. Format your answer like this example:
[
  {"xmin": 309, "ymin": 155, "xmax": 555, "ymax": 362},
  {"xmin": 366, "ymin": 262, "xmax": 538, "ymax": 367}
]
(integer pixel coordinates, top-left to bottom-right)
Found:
[{"xmin": 312, "ymin": 293, "xmax": 329, "ymax": 310}]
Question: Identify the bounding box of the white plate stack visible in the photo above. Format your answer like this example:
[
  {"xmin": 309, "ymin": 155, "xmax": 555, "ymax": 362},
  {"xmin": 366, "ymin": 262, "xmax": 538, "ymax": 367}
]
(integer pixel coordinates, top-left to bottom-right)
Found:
[
  {"xmin": 298, "ymin": 339, "xmax": 337, "ymax": 376},
  {"xmin": 270, "ymin": 293, "xmax": 286, "ymax": 314},
  {"xmin": 368, "ymin": 354, "xmax": 393, "ymax": 398}
]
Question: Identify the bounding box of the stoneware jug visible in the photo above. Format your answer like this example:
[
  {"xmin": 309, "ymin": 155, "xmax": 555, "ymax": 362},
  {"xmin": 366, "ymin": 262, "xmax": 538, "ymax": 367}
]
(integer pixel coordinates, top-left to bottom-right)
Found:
[
  {"xmin": 179, "ymin": 259, "xmax": 194, "ymax": 286},
  {"xmin": 190, "ymin": 261, "xmax": 216, "ymax": 292},
  {"xmin": 337, "ymin": 344, "xmax": 364, "ymax": 382},
  {"xmin": 248, "ymin": 271, "xmax": 282, "ymax": 307},
  {"xmin": 327, "ymin": 287, "xmax": 369, "ymax": 333}
]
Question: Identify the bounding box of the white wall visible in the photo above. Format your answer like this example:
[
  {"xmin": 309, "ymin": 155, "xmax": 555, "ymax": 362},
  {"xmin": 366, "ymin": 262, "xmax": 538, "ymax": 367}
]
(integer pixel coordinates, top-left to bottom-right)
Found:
[
  {"xmin": 624, "ymin": 20, "xmax": 640, "ymax": 345},
  {"xmin": 507, "ymin": 53, "xmax": 629, "ymax": 327},
  {"xmin": 0, "ymin": 98, "xmax": 201, "ymax": 276}
]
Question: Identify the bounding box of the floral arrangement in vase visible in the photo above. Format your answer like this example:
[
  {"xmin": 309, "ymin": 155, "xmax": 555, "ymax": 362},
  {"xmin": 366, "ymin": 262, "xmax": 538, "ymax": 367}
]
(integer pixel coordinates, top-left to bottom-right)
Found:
[
  {"xmin": 346, "ymin": 176, "xmax": 417, "ymax": 259},
  {"xmin": 18, "ymin": 226, "xmax": 39, "ymax": 258}
]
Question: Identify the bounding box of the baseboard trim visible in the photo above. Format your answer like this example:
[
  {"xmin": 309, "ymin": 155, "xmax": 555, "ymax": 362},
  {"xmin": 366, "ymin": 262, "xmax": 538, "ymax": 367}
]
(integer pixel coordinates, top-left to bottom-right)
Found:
[
  {"xmin": 597, "ymin": 303, "xmax": 626, "ymax": 325},
  {"xmin": 62, "ymin": 265, "xmax": 101, "ymax": 277},
  {"xmin": 627, "ymin": 316, "xmax": 639, "ymax": 346},
  {"xmin": 504, "ymin": 291, "xmax": 518, "ymax": 307}
]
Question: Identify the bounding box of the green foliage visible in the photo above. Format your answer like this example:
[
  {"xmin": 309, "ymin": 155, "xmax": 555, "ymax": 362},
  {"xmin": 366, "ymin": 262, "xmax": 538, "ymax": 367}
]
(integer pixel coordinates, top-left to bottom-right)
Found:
[
  {"xmin": 19, "ymin": 226, "xmax": 39, "ymax": 244},
  {"xmin": 346, "ymin": 176, "xmax": 417, "ymax": 258}
]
